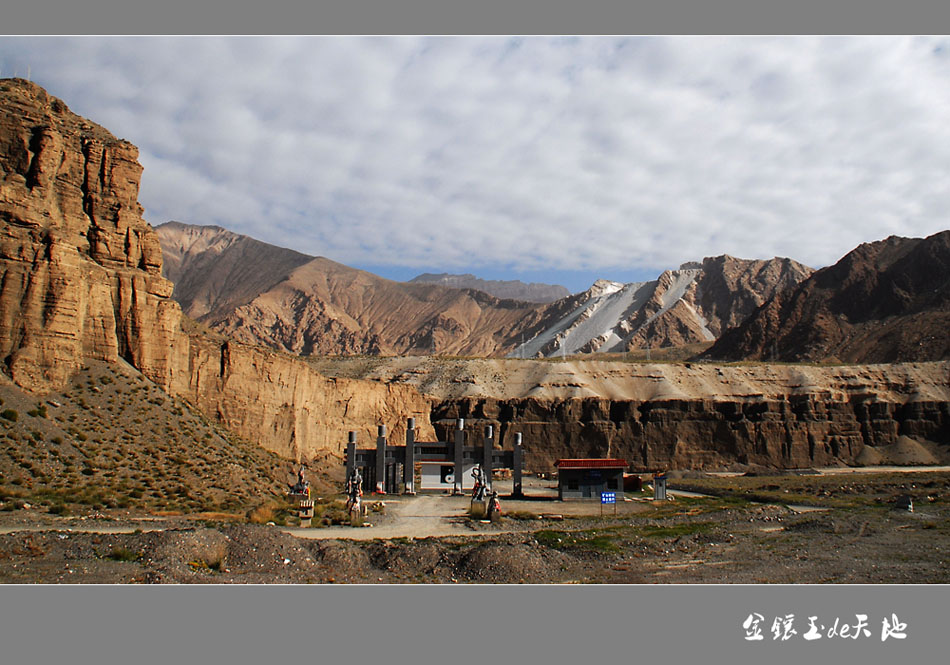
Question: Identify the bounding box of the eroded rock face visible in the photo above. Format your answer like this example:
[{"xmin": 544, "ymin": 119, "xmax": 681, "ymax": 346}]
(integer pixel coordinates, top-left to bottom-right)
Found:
[
  {"xmin": 175, "ymin": 337, "xmax": 434, "ymax": 461},
  {"xmin": 0, "ymin": 78, "xmax": 187, "ymax": 392},
  {"xmin": 433, "ymin": 395, "xmax": 950, "ymax": 472},
  {"xmin": 0, "ymin": 78, "xmax": 435, "ymax": 463}
]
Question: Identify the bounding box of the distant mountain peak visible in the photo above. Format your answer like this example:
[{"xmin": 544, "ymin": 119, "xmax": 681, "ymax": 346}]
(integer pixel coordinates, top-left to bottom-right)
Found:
[{"xmin": 408, "ymin": 272, "xmax": 570, "ymax": 303}]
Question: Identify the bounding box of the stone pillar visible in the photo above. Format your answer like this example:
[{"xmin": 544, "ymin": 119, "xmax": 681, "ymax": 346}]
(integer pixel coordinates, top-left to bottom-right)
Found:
[
  {"xmin": 513, "ymin": 432, "xmax": 524, "ymax": 498},
  {"xmin": 453, "ymin": 418, "xmax": 464, "ymax": 495},
  {"xmin": 483, "ymin": 425, "xmax": 494, "ymax": 493},
  {"xmin": 376, "ymin": 424, "xmax": 387, "ymax": 494},
  {"xmin": 346, "ymin": 431, "xmax": 357, "ymax": 481},
  {"xmin": 404, "ymin": 417, "xmax": 416, "ymax": 495}
]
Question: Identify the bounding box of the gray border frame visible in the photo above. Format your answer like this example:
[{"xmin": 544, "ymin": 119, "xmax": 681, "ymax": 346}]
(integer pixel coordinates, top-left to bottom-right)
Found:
[
  {"xmin": 4, "ymin": 0, "xmax": 950, "ymax": 34},
  {"xmin": 3, "ymin": 0, "xmax": 949, "ymax": 663}
]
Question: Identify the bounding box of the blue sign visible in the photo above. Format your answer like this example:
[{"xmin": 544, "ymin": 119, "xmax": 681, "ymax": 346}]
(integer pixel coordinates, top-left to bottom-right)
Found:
[{"xmin": 601, "ymin": 491, "xmax": 616, "ymax": 504}]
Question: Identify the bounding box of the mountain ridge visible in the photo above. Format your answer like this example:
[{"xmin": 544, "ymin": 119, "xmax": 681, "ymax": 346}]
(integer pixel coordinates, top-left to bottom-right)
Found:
[
  {"xmin": 704, "ymin": 231, "xmax": 950, "ymax": 363},
  {"xmin": 409, "ymin": 272, "xmax": 571, "ymax": 303},
  {"xmin": 158, "ymin": 222, "xmax": 812, "ymax": 358}
]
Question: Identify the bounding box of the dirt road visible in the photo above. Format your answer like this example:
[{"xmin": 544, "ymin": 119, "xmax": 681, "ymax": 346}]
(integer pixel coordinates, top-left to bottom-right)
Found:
[{"xmin": 285, "ymin": 494, "xmax": 485, "ymax": 540}]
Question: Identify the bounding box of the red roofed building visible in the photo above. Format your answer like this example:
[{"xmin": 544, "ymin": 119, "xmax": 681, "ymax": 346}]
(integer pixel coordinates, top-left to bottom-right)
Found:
[{"xmin": 554, "ymin": 458, "xmax": 628, "ymax": 500}]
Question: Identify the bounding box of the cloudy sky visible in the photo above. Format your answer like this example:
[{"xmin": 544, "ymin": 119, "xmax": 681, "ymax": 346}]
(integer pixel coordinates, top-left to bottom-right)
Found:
[{"xmin": 2, "ymin": 36, "xmax": 950, "ymax": 292}]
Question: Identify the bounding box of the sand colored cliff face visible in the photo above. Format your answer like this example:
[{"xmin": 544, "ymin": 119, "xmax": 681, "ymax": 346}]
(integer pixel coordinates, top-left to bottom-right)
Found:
[
  {"xmin": 0, "ymin": 79, "xmax": 433, "ymax": 463},
  {"xmin": 0, "ymin": 79, "xmax": 189, "ymax": 392},
  {"xmin": 175, "ymin": 338, "xmax": 434, "ymax": 461},
  {"xmin": 309, "ymin": 356, "xmax": 950, "ymax": 403}
]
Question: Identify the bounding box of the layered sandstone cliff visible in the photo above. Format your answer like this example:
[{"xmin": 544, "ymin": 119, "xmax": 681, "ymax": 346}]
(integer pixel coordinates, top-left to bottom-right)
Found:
[
  {"xmin": 315, "ymin": 356, "xmax": 950, "ymax": 471},
  {"xmin": 0, "ymin": 78, "xmax": 189, "ymax": 393},
  {"xmin": 0, "ymin": 79, "xmax": 434, "ymax": 463}
]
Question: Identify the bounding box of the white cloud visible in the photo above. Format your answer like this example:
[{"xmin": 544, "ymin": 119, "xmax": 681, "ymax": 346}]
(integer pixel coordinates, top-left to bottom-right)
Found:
[{"xmin": 3, "ymin": 36, "xmax": 950, "ymax": 282}]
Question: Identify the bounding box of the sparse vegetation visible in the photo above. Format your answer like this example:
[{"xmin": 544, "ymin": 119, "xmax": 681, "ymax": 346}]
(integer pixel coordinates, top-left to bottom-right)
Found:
[{"xmin": 108, "ymin": 547, "xmax": 141, "ymax": 562}]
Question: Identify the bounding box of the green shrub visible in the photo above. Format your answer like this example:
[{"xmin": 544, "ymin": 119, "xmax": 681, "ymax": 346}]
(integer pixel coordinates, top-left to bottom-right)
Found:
[{"xmin": 1, "ymin": 409, "xmax": 18, "ymax": 422}]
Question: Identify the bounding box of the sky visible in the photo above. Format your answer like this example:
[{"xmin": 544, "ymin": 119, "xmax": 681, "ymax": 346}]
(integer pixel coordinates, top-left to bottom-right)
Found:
[{"xmin": 2, "ymin": 36, "xmax": 950, "ymax": 293}]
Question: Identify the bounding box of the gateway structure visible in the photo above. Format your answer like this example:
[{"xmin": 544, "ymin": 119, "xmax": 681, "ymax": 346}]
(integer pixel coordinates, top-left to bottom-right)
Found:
[{"xmin": 344, "ymin": 418, "xmax": 524, "ymax": 496}]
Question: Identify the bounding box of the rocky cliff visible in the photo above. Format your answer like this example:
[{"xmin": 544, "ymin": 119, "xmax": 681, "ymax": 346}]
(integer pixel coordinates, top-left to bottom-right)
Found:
[
  {"xmin": 314, "ymin": 356, "xmax": 950, "ymax": 472},
  {"xmin": 0, "ymin": 79, "xmax": 434, "ymax": 464},
  {"xmin": 0, "ymin": 78, "xmax": 189, "ymax": 393},
  {"xmin": 175, "ymin": 335, "xmax": 433, "ymax": 461},
  {"xmin": 4, "ymin": 79, "xmax": 947, "ymax": 477},
  {"xmin": 435, "ymin": 394, "xmax": 950, "ymax": 472},
  {"xmin": 705, "ymin": 232, "xmax": 950, "ymax": 363}
]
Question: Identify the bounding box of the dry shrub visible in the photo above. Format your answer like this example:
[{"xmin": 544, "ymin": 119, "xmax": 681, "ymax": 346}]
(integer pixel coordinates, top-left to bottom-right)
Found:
[{"xmin": 247, "ymin": 502, "xmax": 277, "ymax": 524}]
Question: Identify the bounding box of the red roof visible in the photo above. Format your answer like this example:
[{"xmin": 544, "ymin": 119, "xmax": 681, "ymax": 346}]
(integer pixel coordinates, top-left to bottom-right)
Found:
[{"xmin": 555, "ymin": 458, "xmax": 628, "ymax": 470}]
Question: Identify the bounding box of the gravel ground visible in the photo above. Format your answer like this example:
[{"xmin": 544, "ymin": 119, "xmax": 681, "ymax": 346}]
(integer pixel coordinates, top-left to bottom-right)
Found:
[{"xmin": 1, "ymin": 472, "xmax": 948, "ymax": 584}]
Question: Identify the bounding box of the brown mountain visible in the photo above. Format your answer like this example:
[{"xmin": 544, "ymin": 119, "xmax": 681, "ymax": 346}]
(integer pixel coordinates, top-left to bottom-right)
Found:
[
  {"xmin": 704, "ymin": 231, "xmax": 950, "ymax": 363},
  {"xmin": 509, "ymin": 255, "xmax": 813, "ymax": 357},
  {"xmin": 409, "ymin": 272, "xmax": 571, "ymax": 303},
  {"xmin": 156, "ymin": 223, "xmax": 549, "ymax": 356},
  {"xmin": 159, "ymin": 223, "xmax": 813, "ymax": 359}
]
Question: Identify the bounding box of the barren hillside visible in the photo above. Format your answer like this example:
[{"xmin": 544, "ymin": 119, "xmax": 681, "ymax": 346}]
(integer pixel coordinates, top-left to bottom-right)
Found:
[
  {"xmin": 157, "ymin": 222, "xmax": 549, "ymax": 356},
  {"xmin": 705, "ymin": 232, "xmax": 950, "ymax": 363}
]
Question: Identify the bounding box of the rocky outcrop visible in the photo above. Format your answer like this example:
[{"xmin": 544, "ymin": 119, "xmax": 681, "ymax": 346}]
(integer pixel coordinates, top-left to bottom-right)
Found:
[
  {"xmin": 433, "ymin": 395, "xmax": 950, "ymax": 472},
  {"xmin": 705, "ymin": 232, "xmax": 950, "ymax": 363},
  {"xmin": 0, "ymin": 78, "xmax": 189, "ymax": 392},
  {"xmin": 409, "ymin": 272, "xmax": 571, "ymax": 303},
  {"xmin": 175, "ymin": 337, "xmax": 434, "ymax": 461},
  {"xmin": 0, "ymin": 78, "xmax": 434, "ymax": 463}
]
